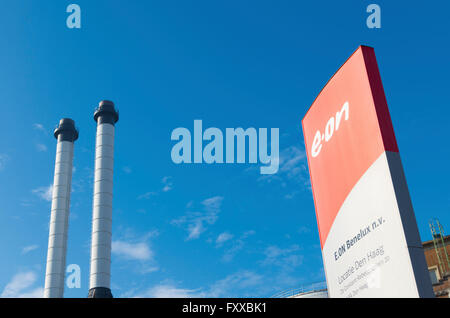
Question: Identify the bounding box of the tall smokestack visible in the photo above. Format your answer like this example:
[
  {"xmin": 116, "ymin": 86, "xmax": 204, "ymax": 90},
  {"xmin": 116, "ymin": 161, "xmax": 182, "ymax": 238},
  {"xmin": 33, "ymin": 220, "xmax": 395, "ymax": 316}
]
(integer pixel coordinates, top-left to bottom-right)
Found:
[
  {"xmin": 88, "ymin": 100, "xmax": 119, "ymax": 298},
  {"xmin": 44, "ymin": 118, "xmax": 78, "ymax": 298}
]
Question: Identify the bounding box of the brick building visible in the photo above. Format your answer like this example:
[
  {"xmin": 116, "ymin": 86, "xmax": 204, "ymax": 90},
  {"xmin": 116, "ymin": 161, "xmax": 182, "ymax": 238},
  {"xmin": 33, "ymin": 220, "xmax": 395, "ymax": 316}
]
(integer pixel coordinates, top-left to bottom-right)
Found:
[{"xmin": 422, "ymin": 235, "xmax": 450, "ymax": 298}]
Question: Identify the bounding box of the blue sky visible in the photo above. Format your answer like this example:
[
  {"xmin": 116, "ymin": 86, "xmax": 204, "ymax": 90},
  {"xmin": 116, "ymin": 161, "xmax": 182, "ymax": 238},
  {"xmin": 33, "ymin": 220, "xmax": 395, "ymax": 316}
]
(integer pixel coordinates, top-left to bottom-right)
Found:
[{"xmin": 0, "ymin": 1, "xmax": 449, "ymax": 298}]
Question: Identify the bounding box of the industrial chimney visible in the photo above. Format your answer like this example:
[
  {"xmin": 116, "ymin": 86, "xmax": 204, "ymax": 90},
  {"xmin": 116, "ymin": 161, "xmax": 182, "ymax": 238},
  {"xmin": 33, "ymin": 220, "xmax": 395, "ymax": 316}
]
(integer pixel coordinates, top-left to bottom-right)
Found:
[
  {"xmin": 44, "ymin": 118, "xmax": 79, "ymax": 298},
  {"xmin": 88, "ymin": 100, "xmax": 119, "ymax": 298}
]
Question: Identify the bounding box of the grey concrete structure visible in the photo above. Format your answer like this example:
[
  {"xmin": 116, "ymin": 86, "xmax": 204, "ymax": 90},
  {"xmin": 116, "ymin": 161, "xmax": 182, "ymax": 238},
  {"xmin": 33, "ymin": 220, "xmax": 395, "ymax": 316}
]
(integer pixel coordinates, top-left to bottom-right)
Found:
[
  {"xmin": 88, "ymin": 101, "xmax": 119, "ymax": 298},
  {"xmin": 44, "ymin": 118, "xmax": 78, "ymax": 298}
]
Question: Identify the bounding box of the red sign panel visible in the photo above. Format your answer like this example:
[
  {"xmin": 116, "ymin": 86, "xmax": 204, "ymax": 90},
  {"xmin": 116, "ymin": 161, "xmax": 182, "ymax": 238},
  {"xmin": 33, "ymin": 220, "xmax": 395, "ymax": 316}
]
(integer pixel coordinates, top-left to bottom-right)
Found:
[{"xmin": 302, "ymin": 46, "xmax": 399, "ymax": 247}]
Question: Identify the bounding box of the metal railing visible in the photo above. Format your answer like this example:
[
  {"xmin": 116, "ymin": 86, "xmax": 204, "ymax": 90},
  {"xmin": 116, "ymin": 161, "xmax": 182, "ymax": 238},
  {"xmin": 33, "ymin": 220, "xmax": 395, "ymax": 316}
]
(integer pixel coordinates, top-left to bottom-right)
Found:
[{"xmin": 271, "ymin": 281, "xmax": 327, "ymax": 298}]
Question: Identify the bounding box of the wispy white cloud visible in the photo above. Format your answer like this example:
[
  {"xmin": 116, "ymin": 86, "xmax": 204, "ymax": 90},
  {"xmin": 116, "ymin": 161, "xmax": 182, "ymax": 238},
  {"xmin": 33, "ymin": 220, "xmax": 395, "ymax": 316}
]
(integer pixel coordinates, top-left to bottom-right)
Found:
[
  {"xmin": 216, "ymin": 232, "xmax": 233, "ymax": 246},
  {"xmin": 172, "ymin": 196, "xmax": 224, "ymax": 240},
  {"xmin": 36, "ymin": 143, "xmax": 47, "ymax": 152},
  {"xmin": 20, "ymin": 200, "xmax": 32, "ymax": 207},
  {"xmin": 208, "ymin": 271, "xmax": 263, "ymax": 297},
  {"xmin": 186, "ymin": 222, "xmax": 203, "ymax": 240},
  {"xmin": 257, "ymin": 146, "xmax": 310, "ymax": 198},
  {"xmin": 258, "ymin": 146, "xmax": 307, "ymax": 181},
  {"xmin": 137, "ymin": 191, "xmax": 157, "ymax": 200},
  {"xmin": 161, "ymin": 176, "xmax": 173, "ymax": 192},
  {"xmin": 298, "ymin": 226, "xmax": 312, "ymax": 234},
  {"xmin": 123, "ymin": 166, "xmax": 132, "ymax": 174},
  {"xmin": 122, "ymin": 240, "xmax": 311, "ymax": 298},
  {"xmin": 32, "ymin": 184, "xmax": 53, "ymax": 202},
  {"xmin": 278, "ymin": 146, "xmax": 307, "ymax": 178},
  {"xmin": 16, "ymin": 287, "xmax": 44, "ymax": 298},
  {"xmin": 261, "ymin": 244, "xmax": 303, "ymax": 269},
  {"xmin": 137, "ymin": 176, "xmax": 174, "ymax": 199},
  {"xmin": 139, "ymin": 265, "xmax": 160, "ymax": 274},
  {"xmin": 70, "ymin": 166, "xmax": 94, "ymax": 195},
  {"xmin": 112, "ymin": 241, "xmax": 153, "ymax": 261},
  {"xmin": 21, "ymin": 245, "xmax": 39, "ymax": 255},
  {"xmin": 132, "ymin": 284, "xmax": 203, "ymax": 298},
  {"xmin": 0, "ymin": 154, "xmax": 9, "ymax": 171},
  {"xmin": 125, "ymin": 270, "xmax": 263, "ymax": 298},
  {"xmin": 1, "ymin": 271, "xmax": 43, "ymax": 298},
  {"xmin": 220, "ymin": 230, "xmax": 255, "ymax": 262},
  {"xmin": 201, "ymin": 196, "xmax": 223, "ymax": 212},
  {"xmin": 33, "ymin": 123, "xmax": 47, "ymax": 134},
  {"xmin": 112, "ymin": 230, "xmax": 159, "ymax": 274}
]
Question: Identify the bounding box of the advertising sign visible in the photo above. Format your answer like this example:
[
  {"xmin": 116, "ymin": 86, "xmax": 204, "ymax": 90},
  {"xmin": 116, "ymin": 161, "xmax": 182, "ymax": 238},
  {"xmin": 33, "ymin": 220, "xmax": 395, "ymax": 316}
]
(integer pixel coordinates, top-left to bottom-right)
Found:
[{"xmin": 302, "ymin": 46, "xmax": 434, "ymax": 297}]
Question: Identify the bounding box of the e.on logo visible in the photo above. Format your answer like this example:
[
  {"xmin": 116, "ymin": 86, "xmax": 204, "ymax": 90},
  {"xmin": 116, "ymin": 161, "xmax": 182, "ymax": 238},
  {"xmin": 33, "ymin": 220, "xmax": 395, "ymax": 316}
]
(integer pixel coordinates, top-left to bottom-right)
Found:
[{"xmin": 311, "ymin": 102, "xmax": 349, "ymax": 158}]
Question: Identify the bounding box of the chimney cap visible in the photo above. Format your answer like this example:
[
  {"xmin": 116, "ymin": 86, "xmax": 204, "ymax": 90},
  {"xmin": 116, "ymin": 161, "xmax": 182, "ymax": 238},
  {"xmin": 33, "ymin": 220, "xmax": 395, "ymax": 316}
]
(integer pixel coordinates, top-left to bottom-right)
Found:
[
  {"xmin": 94, "ymin": 100, "xmax": 119, "ymax": 124},
  {"xmin": 54, "ymin": 118, "xmax": 79, "ymax": 142}
]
